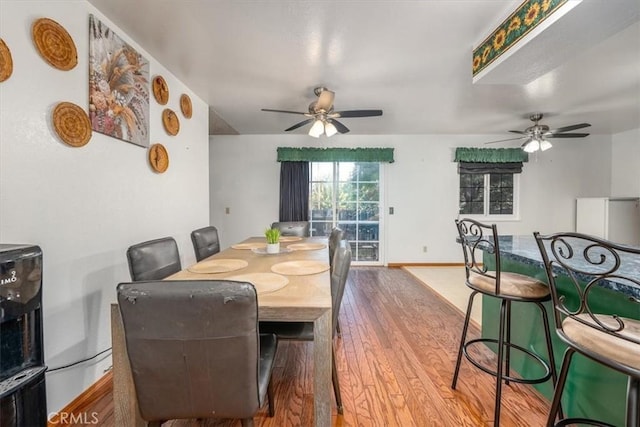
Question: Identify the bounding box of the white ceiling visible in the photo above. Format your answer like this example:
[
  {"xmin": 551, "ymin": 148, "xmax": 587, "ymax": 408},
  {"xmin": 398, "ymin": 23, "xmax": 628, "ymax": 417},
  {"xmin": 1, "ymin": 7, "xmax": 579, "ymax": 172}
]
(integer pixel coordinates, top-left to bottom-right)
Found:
[{"xmin": 87, "ymin": 0, "xmax": 640, "ymax": 138}]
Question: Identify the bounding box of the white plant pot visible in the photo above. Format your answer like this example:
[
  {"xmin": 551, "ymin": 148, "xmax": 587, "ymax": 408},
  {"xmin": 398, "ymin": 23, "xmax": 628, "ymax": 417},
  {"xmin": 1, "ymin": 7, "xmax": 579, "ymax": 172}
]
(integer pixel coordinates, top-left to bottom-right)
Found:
[{"xmin": 266, "ymin": 243, "xmax": 280, "ymax": 254}]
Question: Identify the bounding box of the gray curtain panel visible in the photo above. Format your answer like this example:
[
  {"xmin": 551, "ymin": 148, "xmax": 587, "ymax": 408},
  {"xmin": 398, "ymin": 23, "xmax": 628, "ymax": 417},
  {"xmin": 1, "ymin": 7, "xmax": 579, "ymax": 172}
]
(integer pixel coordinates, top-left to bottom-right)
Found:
[{"xmin": 279, "ymin": 161, "xmax": 309, "ymax": 221}]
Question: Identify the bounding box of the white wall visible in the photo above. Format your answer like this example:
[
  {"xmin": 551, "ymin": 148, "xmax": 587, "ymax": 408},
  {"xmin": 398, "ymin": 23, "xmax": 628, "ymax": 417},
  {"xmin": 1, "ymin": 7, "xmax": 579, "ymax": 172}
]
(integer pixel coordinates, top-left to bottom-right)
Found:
[
  {"xmin": 611, "ymin": 127, "xmax": 640, "ymax": 197},
  {"xmin": 0, "ymin": 1, "xmax": 210, "ymax": 413},
  {"xmin": 209, "ymin": 133, "xmax": 612, "ymax": 263}
]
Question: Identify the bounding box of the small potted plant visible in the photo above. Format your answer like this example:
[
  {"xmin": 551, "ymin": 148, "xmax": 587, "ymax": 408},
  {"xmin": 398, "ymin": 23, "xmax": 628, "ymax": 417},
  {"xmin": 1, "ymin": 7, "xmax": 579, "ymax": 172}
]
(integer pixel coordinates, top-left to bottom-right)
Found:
[{"xmin": 265, "ymin": 227, "xmax": 281, "ymax": 254}]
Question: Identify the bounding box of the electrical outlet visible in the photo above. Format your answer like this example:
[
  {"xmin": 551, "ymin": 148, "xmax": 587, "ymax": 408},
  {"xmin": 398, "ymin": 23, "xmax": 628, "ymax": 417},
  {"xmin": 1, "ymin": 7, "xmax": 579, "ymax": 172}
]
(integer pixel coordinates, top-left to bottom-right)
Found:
[
  {"xmin": 225, "ymin": 207, "xmax": 230, "ymax": 214},
  {"xmin": 423, "ymin": 246, "xmax": 428, "ymax": 253}
]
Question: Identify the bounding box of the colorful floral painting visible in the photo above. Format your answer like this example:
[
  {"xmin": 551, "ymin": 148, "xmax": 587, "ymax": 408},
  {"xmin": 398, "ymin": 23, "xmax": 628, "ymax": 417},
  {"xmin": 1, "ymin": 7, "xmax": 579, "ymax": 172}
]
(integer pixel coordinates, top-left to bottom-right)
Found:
[
  {"xmin": 472, "ymin": 0, "xmax": 568, "ymax": 77},
  {"xmin": 89, "ymin": 15, "xmax": 149, "ymax": 147}
]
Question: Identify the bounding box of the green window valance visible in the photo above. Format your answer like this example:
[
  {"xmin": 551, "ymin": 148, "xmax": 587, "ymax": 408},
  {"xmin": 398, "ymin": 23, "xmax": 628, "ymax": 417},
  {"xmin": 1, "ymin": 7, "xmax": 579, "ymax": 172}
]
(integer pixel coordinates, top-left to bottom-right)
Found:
[
  {"xmin": 454, "ymin": 147, "xmax": 528, "ymax": 163},
  {"xmin": 277, "ymin": 147, "xmax": 394, "ymax": 163}
]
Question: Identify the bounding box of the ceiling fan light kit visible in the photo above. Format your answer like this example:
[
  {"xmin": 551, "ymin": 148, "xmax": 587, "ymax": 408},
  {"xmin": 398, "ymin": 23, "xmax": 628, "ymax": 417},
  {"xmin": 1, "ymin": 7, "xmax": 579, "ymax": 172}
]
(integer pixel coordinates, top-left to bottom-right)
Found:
[
  {"xmin": 262, "ymin": 87, "xmax": 383, "ymax": 137},
  {"xmin": 486, "ymin": 113, "xmax": 590, "ymax": 153}
]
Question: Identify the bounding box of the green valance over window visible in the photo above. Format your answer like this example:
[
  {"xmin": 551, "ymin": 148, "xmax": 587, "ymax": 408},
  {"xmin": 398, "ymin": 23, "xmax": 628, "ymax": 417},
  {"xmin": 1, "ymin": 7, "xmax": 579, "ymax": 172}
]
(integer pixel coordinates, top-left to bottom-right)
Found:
[
  {"xmin": 277, "ymin": 147, "xmax": 394, "ymax": 163},
  {"xmin": 454, "ymin": 147, "xmax": 528, "ymax": 163}
]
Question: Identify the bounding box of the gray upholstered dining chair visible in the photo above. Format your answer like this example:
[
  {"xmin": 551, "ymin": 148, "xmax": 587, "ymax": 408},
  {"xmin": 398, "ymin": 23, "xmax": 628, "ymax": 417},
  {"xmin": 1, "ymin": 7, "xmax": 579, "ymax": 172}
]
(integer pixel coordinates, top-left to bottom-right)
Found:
[
  {"xmin": 117, "ymin": 280, "xmax": 278, "ymax": 427},
  {"xmin": 126, "ymin": 237, "xmax": 182, "ymax": 281},
  {"xmin": 271, "ymin": 221, "xmax": 310, "ymax": 237},
  {"xmin": 328, "ymin": 226, "xmax": 345, "ymax": 335},
  {"xmin": 534, "ymin": 231, "xmax": 640, "ymax": 427},
  {"xmin": 191, "ymin": 225, "xmax": 221, "ymax": 261},
  {"xmin": 259, "ymin": 240, "xmax": 351, "ymax": 414}
]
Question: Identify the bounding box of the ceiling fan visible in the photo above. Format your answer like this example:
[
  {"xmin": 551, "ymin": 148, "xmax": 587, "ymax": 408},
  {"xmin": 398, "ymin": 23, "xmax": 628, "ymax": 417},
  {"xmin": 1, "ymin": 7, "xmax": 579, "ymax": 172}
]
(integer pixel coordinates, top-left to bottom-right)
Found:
[
  {"xmin": 261, "ymin": 87, "xmax": 383, "ymax": 137},
  {"xmin": 485, "ymin": 113, "xmax": 591, "ymax": 153}
]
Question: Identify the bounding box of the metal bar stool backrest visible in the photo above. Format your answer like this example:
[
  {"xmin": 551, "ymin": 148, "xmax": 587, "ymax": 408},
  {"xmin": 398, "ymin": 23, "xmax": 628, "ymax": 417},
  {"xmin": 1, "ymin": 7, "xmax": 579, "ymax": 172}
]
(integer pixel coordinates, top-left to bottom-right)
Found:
[{"xmin": 455, "ymin": 218, "xmax": 502, "ymax": 294}]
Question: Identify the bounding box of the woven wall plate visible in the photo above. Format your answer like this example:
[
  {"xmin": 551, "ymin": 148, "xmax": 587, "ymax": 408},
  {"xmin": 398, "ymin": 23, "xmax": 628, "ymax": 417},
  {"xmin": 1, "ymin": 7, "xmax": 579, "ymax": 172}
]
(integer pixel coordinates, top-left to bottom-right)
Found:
[
  {"xmin": 180, "ymin": 94, "xmax": 192, "ymax": 118},
  {"xmin": 148, "ymin": 143, "xmax": 169, "ymax": 173},
  {"xmin": 162, "ymin": 108, "xmax": 180, "ymax": 136},
  {"xmin": 52, "ymin": 102, "xmax": 92, "ymax": 147},
  {"xmin": 32, "ymin": 18, "xmax": 77, "ymax": 71},
  {"xmin": 0, "ymin": 38, "xmax": 13, "ymax": 82},
  {"xmin": 152, "ymin": 75, "xmax": 169, "ymax": 105}
]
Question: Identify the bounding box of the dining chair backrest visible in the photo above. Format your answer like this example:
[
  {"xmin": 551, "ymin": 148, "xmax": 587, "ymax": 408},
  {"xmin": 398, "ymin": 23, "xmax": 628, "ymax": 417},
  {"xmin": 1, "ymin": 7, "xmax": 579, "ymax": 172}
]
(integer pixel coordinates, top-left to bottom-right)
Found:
[
  {"xmin": 533, "ymin": 231, "xmax": 640, "ymax": 350},
  {"xmin": 328, "ymin": 227, "xmax": 344, "ymax": 269},
  {"xmin": 126, "ymin": 237, "xmax": 182, "ymax": 282},
  {"xmin": 191, "ymin": 226, "xmax": 221, "ymax": 261},
  {"xmin": 330, "ymin": 240, "xmax": 351, "ymax": 335},
  {"xmin": 271, "ymin": 221, "xmax": 310, "ymax": 237},
  {"xmin": 455, "ymin": 218, "xmax": 502, "ymax": 294},
  {"xmin": 117, "ymin": 280, "xmax": 263, "ymax": 422}
]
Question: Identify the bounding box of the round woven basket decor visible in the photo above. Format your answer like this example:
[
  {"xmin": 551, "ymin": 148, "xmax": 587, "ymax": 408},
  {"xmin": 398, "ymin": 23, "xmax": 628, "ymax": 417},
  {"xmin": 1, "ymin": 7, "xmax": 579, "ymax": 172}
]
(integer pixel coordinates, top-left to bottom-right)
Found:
[
  {"xmin": 162, "ymin": 108, "xmax": 180, "ymax": 136},
  {"xmin": 52, "ymin": 102, "xmax": 92, "ymax": 147},
  {"xmin": 148, "ymin": 143, "xmax": 169, "ymax": 173},
  {"xmin": 32, "ymin": 18, "xmax": 77, "ymax": 71},
  {"xmin": 0, "ymin": 38, "xmax": 13, "ymax": 82},
  {"xmin": 152, "ymin": 75, "xmax": 169, "ymax": 105},
  {"xmin": 180, "ymin": 94, "xmax": 192, "ymax": 118}
]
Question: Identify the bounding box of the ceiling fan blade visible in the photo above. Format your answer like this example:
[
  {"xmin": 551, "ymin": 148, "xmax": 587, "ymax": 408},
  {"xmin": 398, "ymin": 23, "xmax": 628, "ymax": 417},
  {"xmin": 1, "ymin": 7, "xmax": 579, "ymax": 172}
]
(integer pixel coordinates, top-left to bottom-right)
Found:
[
  {"xmin": 509, "ymin": 130, "xmax": 527, "ymax": 134},
  {"xmin": 284, "ymin": 118, "xmax": 314, "ymax": 132},
  {"xmin": 261, "ymin": 108, "xmax": 309, "ymax": 115},
  {"xmin": 547, "ymin": 123, "xmax": 591, "ymax": 133},
  {"xmin": 546, "ymin": 132, "xmax": 590, "ymax": 138},
  {"xmin": 333, "ymin": 110, "xmax": 383, "ymax": 118},
  {"xmin": 484, "ymin": 136, "xmax": 527, "ymax": 144},
  {"xmin": 331, "ymin": 119, "xmax": 350, "ymax": 134},
  {"xmin": 316, "ymin": 89, "xmax": 335, "ymax": 111}
]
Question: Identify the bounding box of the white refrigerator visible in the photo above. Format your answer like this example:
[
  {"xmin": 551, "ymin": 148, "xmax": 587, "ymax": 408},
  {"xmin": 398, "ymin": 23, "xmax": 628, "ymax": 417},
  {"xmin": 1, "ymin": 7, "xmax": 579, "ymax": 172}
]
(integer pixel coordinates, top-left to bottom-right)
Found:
[{"xmin": 576, "ymin": 197, "xmax": 640, "ymax": 246}]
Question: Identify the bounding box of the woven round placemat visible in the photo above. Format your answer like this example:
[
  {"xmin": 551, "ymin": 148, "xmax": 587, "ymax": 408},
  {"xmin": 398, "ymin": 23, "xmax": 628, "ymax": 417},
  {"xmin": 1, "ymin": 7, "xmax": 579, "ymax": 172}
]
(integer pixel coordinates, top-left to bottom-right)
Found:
[
  {"xmin": 162, "ymin": 108, "xmax": 180, "ymax": 136},
  {"xmin": 0, "ymin": 38, "xmax": 13, "ymax": 82},
  {"xmin": 52, "ymin": 102, "xmax": 92, "ymax": 147},
  {"xmin": 188, "ymin": 259, "xmax": 248, "ymax": 274},
  {"xmin": 152, "ymin": 75, "xmax": 169, "ymax": 105},
  {"xmin": 180, "ymin": 94, "xmax": 192, "ymax": 118},
  {"xmin": 271, "ymin": 260, "xmax": 329, "ymax": 276},
  {"xmin": 232, "ymin": 242, "xmax": 267, "ymax": 250},
  {"xmin": 148, "ymin": 143, "xmax": 169, "ymax": 173},
  {"xmin": 279, "ymin": 236, "xmax": 302, "ymax": 242},
  {"xmin": 32, "ymin": 18, "xmax": 77, "ymax": 71},
  {"xmin": 226, "ymin": 272, "xmax": 289, "ymax": 295},
  {"xmin": 288, "ymin": 242, "xmax": 327, "ymax": 251}
]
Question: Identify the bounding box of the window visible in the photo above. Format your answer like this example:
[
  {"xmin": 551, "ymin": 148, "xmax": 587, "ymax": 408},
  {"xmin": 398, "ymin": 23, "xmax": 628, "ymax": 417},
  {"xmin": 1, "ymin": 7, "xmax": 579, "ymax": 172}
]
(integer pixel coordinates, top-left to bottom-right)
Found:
[
  {"xmin": 309, "ymin": 162, "xmax": 382, "ymax": 264},
  {"xmin": 459, "ymin": 172, "xmax": 517, "ymax": 218}
]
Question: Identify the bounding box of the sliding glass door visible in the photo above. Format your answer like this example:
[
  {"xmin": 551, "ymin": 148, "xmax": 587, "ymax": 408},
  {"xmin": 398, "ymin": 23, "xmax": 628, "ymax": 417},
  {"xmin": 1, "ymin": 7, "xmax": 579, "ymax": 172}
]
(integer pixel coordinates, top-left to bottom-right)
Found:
[{"xmin": 309, "ymin": 162, "xmax": 383, "ymax": 265}]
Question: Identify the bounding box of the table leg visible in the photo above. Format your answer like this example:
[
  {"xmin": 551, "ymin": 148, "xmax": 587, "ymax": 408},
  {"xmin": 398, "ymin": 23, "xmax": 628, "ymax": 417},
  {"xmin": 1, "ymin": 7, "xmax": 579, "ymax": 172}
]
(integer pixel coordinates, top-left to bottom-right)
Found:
[
  {"xmin": 110, "ymin": 304, "xmax": 146, "ymax": 427},
  {"xmin": 313, "ymin": 308, "xmax": 332, "ymax": 427}
]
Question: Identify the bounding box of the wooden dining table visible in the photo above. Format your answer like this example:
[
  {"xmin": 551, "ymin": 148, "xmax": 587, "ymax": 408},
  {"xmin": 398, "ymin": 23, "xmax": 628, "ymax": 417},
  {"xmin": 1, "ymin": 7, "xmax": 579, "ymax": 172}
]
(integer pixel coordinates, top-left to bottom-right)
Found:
[{"xmin": 110, "ymin": 236, "xmax": 333, "ymax": 426}]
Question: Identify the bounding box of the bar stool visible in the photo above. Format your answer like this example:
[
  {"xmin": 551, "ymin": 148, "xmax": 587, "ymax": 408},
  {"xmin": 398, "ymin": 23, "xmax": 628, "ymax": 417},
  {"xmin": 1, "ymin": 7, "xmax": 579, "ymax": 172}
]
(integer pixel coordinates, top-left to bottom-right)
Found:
[
  {"xmin": 535, "ymin": 231, "xmax": 640, "ymax": 427},
  {"xmin": 452, "ymin": 219, "xmax": 559, "ymax": 426}
]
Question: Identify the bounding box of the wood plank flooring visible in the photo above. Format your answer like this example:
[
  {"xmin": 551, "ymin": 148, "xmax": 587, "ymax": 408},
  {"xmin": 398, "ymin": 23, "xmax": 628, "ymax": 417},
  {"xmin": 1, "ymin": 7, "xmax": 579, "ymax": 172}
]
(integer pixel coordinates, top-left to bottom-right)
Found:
[{"xmin": 65, "ymin": 267, "xmax": 551, "ymax": 426}]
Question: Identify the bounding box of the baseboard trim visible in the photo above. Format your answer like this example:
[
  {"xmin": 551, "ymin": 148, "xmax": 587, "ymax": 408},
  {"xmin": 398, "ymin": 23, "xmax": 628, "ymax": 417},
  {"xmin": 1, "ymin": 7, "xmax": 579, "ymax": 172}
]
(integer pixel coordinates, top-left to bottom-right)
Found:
[
  {"xmin": 388, "ymin": 262, "xmax": 465, "ymax": 268},
  {"xmin": 47, "ymin": 371, "xmax": 113, "ymax": 426}
]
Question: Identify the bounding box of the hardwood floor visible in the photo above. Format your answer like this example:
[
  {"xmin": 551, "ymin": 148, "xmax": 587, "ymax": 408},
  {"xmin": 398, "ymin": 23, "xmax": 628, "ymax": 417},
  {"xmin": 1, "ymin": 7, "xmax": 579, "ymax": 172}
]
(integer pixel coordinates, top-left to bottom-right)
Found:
[{"xmin": 67, "ymin": 267, "xmax": 551, "ymax": 426}]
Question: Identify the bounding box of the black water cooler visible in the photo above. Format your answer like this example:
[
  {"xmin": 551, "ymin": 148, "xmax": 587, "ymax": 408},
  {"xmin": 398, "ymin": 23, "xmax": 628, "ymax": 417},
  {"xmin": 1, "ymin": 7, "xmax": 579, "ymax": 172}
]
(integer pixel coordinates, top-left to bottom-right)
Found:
[{"xmin": 0, "ymin": 244, "xmax": 47, "ymax": 427}]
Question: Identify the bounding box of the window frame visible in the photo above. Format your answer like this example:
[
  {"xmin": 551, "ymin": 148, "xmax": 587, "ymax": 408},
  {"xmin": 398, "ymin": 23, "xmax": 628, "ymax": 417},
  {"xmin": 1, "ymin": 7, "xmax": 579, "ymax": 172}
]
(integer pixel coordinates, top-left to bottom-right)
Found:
[{"xmin": 458, "ymin": 172, "xmax": 520, "ymax": 222}]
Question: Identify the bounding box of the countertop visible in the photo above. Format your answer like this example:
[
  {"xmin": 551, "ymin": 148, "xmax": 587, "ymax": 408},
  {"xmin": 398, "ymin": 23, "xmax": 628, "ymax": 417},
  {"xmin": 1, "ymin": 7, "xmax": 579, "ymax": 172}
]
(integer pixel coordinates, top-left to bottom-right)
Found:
[{"xmin": 495, "ymin": 235, "xmax": 640, "ymax": 299}]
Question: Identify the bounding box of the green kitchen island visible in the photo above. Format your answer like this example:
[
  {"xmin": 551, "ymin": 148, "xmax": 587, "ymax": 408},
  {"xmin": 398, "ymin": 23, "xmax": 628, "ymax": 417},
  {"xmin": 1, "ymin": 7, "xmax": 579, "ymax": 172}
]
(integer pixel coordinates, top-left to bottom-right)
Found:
[{"xmin": 480, "ymin": 235, "xmax": 639, "ymax": 426}]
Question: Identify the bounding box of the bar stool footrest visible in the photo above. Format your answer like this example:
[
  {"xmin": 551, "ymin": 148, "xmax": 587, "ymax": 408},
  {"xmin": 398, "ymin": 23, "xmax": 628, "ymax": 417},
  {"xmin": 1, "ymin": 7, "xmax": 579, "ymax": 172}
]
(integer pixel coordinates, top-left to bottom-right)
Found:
[
  {"xmin": 463, "ymin": 338, "xmax": 552, "ymax": 385},
  {"xmin": 555, "ymin": 418, "xmax": 616, "ymax": 427}
]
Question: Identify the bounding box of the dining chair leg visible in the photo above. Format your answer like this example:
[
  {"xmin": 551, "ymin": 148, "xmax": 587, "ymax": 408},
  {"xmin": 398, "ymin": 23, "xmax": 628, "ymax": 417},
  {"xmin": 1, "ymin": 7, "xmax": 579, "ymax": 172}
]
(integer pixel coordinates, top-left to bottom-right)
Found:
[
  {"xmin": 452, "ymin": 290, "xmax": 477, "ymax": 389},
  {"xmin": 494, "ymin": 299, "xmax": 507, "ymax": 427},
  {"xmin": 241, "ymin": 418, "xmax": 255, "ymax": 427},
  {"xmin": 332, "ymin": 347, "xmax": 344, "ymax": 414},
  {"xmin": 336, "ymin": 319, "xmax": 342, "ymax": 337},
  {"xmin": 267, "ymin": 374, "xmax": 275, "ymax": 417},
  {"xmin": 148, "ymin": 422, "xmax": 162, "ymax": 427},
  {"xmin": 547, "ymin": 348, "xmax": 575, "ymax": 427},
  {"xmin": 627, "ymin": 376, "xmax": 639, "ymax": 427}
]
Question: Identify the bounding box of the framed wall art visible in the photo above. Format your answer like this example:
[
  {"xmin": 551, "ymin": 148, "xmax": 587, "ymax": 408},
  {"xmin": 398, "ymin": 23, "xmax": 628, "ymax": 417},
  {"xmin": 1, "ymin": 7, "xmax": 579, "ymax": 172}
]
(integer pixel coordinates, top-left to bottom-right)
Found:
[{"xmin": 88, "ymin": 14, "xmax": 149, "ymax": 147}]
